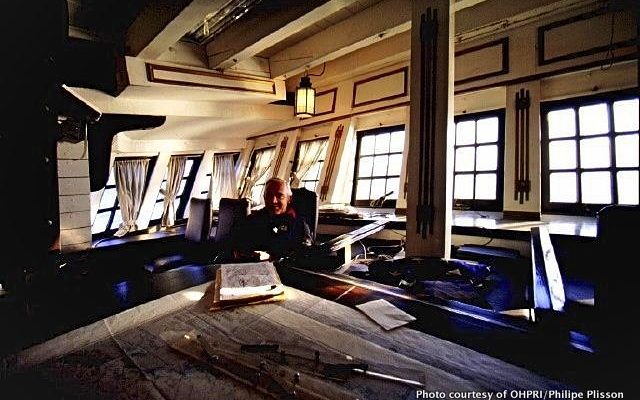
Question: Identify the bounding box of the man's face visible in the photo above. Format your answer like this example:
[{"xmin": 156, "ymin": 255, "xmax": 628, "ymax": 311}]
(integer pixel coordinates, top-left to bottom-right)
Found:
[{"xmin": 264, "ymin": 181, "xmax": 290, "ymax": 215}]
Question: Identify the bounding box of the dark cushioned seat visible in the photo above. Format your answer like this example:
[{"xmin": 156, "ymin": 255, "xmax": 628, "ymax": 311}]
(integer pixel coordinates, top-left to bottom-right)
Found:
[
  {"xmin": 291, "ymin": 187, "xmax": 318, "ymax": 242},
  {"xmin": 184, "ymin": 197, "xmax": 211, "ymax": 242},
  {"xmin": 213, "ymin": 197, "xmax": 251, "ymax": 244}
]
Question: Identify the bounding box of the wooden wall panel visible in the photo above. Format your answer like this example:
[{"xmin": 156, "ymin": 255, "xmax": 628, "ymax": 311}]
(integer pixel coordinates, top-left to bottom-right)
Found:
[
  {"xmin": 455, "ymin": 38, "xmax": 509, "ymax": 85},
  {"xmin": 539, "ymin": 10, "xmax": 636, "ymax": 65},
  {"xmin": 315, "ymin": 88, "xmax": 337, "ymax": 116},
  {"xmin": 146, "ymin": 63, "xmax": 276, "ymax": 94},
  {"xmin": 352, "ymin": 67, "xmax": 408, "ymax": 107},
  {"xmin": 57, "ymin": 141, "xmax": 91, "ymax": 253}
]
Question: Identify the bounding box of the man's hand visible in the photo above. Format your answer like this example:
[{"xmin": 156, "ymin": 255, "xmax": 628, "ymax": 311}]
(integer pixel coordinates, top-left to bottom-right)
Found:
[{"xmin": 233, "ymin": 250, "xmax": 271, "ymax": 261}]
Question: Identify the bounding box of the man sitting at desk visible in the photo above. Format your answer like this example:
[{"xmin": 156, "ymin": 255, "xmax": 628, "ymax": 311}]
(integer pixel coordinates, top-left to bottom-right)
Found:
[{"xmin": 232, "ymin": 178, "xmax": 312, "ymax": 261}]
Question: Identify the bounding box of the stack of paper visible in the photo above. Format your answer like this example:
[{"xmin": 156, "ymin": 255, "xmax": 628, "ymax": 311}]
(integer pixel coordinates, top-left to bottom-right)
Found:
[{"xmin": 210, "ymin": 262, "xmax": 285, "ymax": 310}]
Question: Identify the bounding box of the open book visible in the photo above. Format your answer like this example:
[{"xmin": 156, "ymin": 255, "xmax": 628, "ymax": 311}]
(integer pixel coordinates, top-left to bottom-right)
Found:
[{"xmin": 218, "ymin": 262, "xmax": 284, "ymax": 301}]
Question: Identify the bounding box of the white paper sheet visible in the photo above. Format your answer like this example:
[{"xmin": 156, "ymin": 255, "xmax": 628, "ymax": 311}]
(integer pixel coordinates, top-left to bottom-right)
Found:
[{"xmin": 355, "ymin": 299, "xmax": 416, "ymax": 330}]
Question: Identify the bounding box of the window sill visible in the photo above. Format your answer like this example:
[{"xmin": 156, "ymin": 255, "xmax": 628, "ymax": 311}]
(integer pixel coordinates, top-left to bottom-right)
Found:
[
  {"xmin": 91, "ymin": 224, "xmax": 186, "ymax": 249},
  {"xmin": 453, "ymin": 211, "xmax": 597, "ymax": 238},
  {"xmin": 318, "ymin": 209, "xmax": 597, "ymax": 239}
]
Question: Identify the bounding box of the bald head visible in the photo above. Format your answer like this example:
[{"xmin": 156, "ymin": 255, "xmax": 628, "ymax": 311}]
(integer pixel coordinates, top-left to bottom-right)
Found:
[{"xmin": 264, "ymin": 178, "xmax": 292, "ymax": 215}]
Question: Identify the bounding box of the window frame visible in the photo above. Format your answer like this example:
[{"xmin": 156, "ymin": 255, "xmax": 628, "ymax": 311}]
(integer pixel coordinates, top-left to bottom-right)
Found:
[
  {"xmin": 540, "ymin": 88, "xmax": 639, "ymax": 216},
  {"xmin": 452, "ymin": 109, "xmax": 506, "ymax": 212},
  {"xmin": 291, "ymin": 137, "xmax": 329, "ymax": 192},
  {"xmin": 149, "ymin": 155, "xmax": 203, "ymax": 226},
  {"xmin": 351, "ymin": 124, "xmax": 406, "ymax": 208},
  {"xmin": 92, "ymin": 156, "xmax": 156, "ymax": 238}
]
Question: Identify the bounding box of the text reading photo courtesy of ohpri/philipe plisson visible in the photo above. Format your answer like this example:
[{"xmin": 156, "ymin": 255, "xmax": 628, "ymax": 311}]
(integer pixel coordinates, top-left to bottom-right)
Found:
[{"xmin": 415, "ymin": 390, "xmax": 625, "ymax": 400}]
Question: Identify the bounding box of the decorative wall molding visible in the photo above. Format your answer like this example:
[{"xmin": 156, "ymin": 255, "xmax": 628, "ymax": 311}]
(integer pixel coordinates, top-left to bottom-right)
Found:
[
  {"xmin": 415, "ymin": 7, "xmax": 438, "ymax": 238},
  {"xmin": 537, "ymin": 9, "xmax": 637, "ymax": 66},
  {"xmin": 314, "ymin": 88, "xmax": 338, "ymax": 117},
  {"xmin": 351, "ymin": 66, "xmax": 408, "ymax": 108},
  {"xmin": 455, "ymin": 53, "xmax": 637, "ymax": 95},
  {"xmin": 514, "ymin": 88, "xmax": 532, "ymax": 204},
  {"xmin": 146, "ymin": 63, "xmax": 276, "ymax": 94},
  {"xmin": 455, "ymin": 37, "xmax": 509, "ymax": 85}
]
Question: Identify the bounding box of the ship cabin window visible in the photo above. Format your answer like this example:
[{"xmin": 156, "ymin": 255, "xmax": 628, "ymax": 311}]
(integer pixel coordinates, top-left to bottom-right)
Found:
[
  {"xmin": 150, "ymin": 155, "xmax": 202, "ymax": 225},
  {"xmin": 352, "ymin": 125, "xmax": 405, "ymax": 208},
  {"xmin": 200, "ymin": 152, "xmax": 240, "ymax": 197},
  {"xmin": 92, "ymin": 156, "xmax": 156, "ymax": 236},
  {"xmin": 541, "ymin": 90, "xmax": 639, "ymax": 215},
  {"xmin": 453, "ymin": 110, "xmax": 505, "ymax": 212},
  {"xmin": 245, "ymin": 146, "xmax": 276, "ymax": 205},
  {"xmin": 291, "ymin": 137, "xmax": 329, "ymax": 192}
]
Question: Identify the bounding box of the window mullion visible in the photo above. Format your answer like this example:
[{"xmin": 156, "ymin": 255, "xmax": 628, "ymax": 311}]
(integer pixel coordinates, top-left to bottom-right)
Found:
[
  {"xmin": 574, "ymin": 106, "xmax": 583, "ymax": 205},
  {"xmin": 608, "ymin": 101, "xmax": 618, "ymax": 204},
  {"xmin": 107, "ymin": 200, "xmax": 117, "ymax": 231},
  {"xmin": 473, "ymin": 122, "xmax": 478, "ymax": 202}
]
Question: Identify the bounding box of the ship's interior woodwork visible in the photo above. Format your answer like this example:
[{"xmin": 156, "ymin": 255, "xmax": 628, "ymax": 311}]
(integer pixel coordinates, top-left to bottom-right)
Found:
[{"xmin": 1, "ymin": 0, "xmax": 638, "ymax": 396}]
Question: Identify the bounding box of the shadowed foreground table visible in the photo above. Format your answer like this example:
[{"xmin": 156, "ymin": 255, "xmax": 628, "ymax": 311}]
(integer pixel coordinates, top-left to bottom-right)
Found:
[{"xmin": 1, "ymin": 275, "xmax": 568, "ymax": 399}]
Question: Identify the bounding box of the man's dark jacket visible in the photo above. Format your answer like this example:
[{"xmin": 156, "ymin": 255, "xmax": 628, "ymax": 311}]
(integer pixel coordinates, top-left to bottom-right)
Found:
[{"xmin": 232, "ymin": 207, "xmax": 312, "ymax": 259}]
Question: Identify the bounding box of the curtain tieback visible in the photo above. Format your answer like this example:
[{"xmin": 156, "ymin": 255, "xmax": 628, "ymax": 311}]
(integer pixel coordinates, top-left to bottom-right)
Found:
[{"xmin": 114, "ymin": 221, "xmax": 137, "ymax": 237}]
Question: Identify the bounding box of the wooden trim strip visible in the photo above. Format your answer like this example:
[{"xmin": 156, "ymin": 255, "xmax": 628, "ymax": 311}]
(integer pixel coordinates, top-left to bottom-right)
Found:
[
  {"xmin": 514, "ymin": 90, "xmax": 521, "ymax": 201},
  {"xmin": 524, "ymin": 90, "xmax": 530, "ymax": 202},
  {"xmin": 145, "ymin": 63, "xmax": 276, "ymax": 95},
  {"xmin": 416, "ymin": 8, "xmax": 438, "ymax": 238},
  {"xmin": 519, "ymin": 90, "xmax": 526, "ymax": 204},
  {"xmin": 454, "ymin": 37, "xmax": 509, "ymax": 86},
  {"xmin": 503, "ymin": 210, "xmax": 541, "ymax": 221},
  {"xmin": 427, "ymin": 8, "xmax": 438, "ymax": 236},
  {"xmin": 272, "ymin": 136, "xmax": 288, "ymax": 178},
  {"xmin": 514, "ymin": 89, "xmax": 532, "ymax": 204},
  {"xmin": 351, "ymin": 66, "xmax": 409, "ymax": 108},
  {"xmin": 320, "ymin": 124, "xmax": 344, "ymax": 201}
]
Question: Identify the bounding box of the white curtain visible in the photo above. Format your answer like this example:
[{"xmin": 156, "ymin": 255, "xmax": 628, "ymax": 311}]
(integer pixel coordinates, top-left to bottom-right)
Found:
[
  {"xmin": 113, "ymin": 159, "xmax": 150, "ymax": 237},
  {"xmin": 239, "ymin": 148, "xmax": 275, "ymax": 199},
  {"xmin": 290, "ymin": 139, "xmax": 328, "ymax": 188},
  {"xmin": 161, "ymin": 156, "xmax": 186, "ymax": 227},
  {"xmin": 209, "ymin": 153, "xmax": 238, "ymax": 209}
]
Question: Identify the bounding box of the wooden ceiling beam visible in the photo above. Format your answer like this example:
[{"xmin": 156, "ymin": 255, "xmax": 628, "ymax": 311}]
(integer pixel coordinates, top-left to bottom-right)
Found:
[
  {"xmin": 269, "ymin": 0, "xmax": 412, "ymax": 79},
  {"xmin": 206, "ymin": 0, "xmax": 351, "ymax": 71},
  {"xmin": 125, "ymin": 0, "xmax": 227, "ymax": 60}
]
